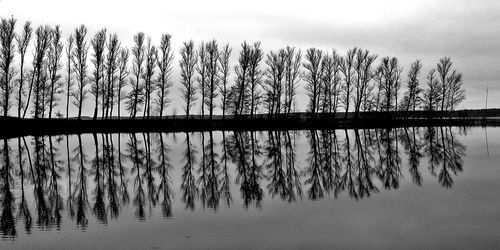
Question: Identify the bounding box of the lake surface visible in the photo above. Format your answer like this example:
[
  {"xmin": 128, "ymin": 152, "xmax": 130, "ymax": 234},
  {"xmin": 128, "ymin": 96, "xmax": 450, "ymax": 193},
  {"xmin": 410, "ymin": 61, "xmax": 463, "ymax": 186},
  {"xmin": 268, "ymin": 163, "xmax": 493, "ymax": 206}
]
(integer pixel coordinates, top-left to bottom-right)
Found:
[{"xmin": 0, "ymin": 127, "xmax": 499, "ymax": 249}]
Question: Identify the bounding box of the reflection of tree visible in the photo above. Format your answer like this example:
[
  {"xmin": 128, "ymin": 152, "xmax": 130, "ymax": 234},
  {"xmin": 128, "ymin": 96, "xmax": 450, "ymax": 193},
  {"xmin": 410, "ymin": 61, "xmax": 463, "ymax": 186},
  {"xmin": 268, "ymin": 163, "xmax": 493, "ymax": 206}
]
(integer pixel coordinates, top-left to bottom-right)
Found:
[
  {"xmin": 438, "ymin": 127, "xmax": 466, "ymax": 188},
  {"xmin": 181, "ymin": 132, "xmax": 198, "ymax": 211},
  {"xmin": 129, "ymin": 133, "xmax": 146, "ymax": 220},
  {"xmin": 1, "ymin": 139, "xmax": 16, "ymax": 238},
  {"xmin": 219, "ymin": 131, "xmax": 232, "ymax": 207},
  {"xmin": 104, "ymin": 134, "xmax": 120, "ymax": 220},
  {"xmin": 283, "ymin": 131, "xmax": 302, "ymax": 202},
  {"xmin": 142, "ymin": 133, "xmax": 157, "ymax": 211},
  {"xmin": 156, "ymin": 133, "xmax": 173, "ymax": 218},
  {"xmin": 376, "ymin": 129, "xmax": 402, "ymax": 190},
  {"xmin": 73, "ymin": 134, "xmax": 88, "ymax": 230},
  {"xmin": 400, "ymin": 127, "xmax": 423, "ymax": 185},
  {"xmin": 91, "ymin": 133, "xmax": 107, "ymax": 224},
  {"xmin": 48, "ymin": 136, "xmax": 64, "ymax": 228},
  {"xmin": 305, "ymin": 130, "xmax": 324, "ymax": 200},
  {"xmin": 206, "ymin": 131, "xmax": 220, "ymax": 210},
  {"xmin": 18, "ymin": 137, "xmax": 33, "ymax": 234}
]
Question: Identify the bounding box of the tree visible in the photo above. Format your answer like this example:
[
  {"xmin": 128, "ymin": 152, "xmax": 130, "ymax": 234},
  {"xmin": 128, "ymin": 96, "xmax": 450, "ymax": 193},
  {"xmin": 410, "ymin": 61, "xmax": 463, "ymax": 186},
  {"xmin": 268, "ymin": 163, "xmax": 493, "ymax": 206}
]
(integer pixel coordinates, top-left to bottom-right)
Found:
[
  {"xmin": 377, "ymin": 57, "xmax": 402, "ymax": 112},
  {"xmin": 422, "ymin": 69, "xmax": 440, "ymax": 112},
  {"xmin": 155, "ymin": 34, "xmax": 174, "ymax": 118},
  {"xmin": 338, "ymin": 48, "xmax": 357, "ymax": 116},
  {"xmin": 353, "ymin": 49, "xmax": 377, "ymax": 115},
  {"xmin": 233, "ymin": 41, "xmax": 252, "ymax": 116},
  {"xmin": 436, "ymin": 57, "xmax": 464, "ymax": 113},
  {"xmin": 401, "ymin": 60, "xmax": 422, "ymax": 113},
  {"xmin": 64, "ymin": 35, "xmax": 74, "ymax": 119},
  {"xmin": 446, "ymin": 71, "xmax": 465, "ymax": 112},
  {"xmin": 319, "ymin": 52, "xmax": 334, "ymax": 113},
  {"xmin": 196, "ymin": 42, "xmax": 207, "ymax": 118},
  {"xmin": 31, "ymin": 25, "xmax": 52, "ymax": 119},
  {"xmin": 283, "ymin": 46, "xmax": 302, "ymax": 116},
  {"xmin": 104, "ymin": 33, "xmax": 120, "ymax": 119},
  {"xmin": 303, "ymin": 48, "xmax": 323, "ymax": 114},
  {"xmin": 15, "ymin": 21, "xmax": 32, "ymax": 118},
  {"xmin": 116, "ymin": 47, "xmax": 129, "ymax": 119},
  {"xmin": 436, "ymin": 57, "xmax": 452, "ymax": 113},
  {"xmin": 263, "ymin": 49, "xmax": 285, "ymax": 116},
  {"xmin": 72, "ymin": 25, "xmax": 90, "ymax": 120},
  {"xmin": 90, "ymin": 29, "xmax": 106, "ymax": 120},
  {"xmin": 179, "ymin": 40, "xmax": 197, "ymax": 118},
  {"xmin": 0, "ymin": 17, "xmax": 17, "ymax": 117},
  {"xmin": 218, "ymin": 43, "xmax": 231, "ymax": 119},
  {"xmin": 127, "ymin": 32, "xmax": 145, "ymax": 119},
  {"xmin": 204, "ymin": 39, "xmax": 220, "ymax": 120},
  {"xmin": 47, "ymin": 26, "xmax": 63, "ymax": 119},
  {"xmin": 248, "ymin": 42, "xmax": 263, "ymax": 117},
  {"xmin": 142, "ymin": 37, "xmax": 156, "ymax": 119}
]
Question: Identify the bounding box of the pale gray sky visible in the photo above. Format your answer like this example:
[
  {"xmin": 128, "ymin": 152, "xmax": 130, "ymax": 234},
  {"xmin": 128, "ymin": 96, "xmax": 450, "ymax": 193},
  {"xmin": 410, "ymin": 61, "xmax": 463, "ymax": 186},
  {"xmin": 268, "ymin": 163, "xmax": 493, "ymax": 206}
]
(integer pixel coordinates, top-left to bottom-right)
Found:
[{"xmin": 1, "ymin": 0, "xmax": 499, "ymax": 115}]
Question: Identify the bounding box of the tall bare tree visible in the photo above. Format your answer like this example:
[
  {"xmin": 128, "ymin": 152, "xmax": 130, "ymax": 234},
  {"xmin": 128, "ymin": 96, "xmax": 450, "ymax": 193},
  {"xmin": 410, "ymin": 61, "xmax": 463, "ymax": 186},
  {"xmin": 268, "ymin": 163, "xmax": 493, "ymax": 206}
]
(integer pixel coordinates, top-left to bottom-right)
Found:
[
  {"xmin": 104, "ymin": 33, "xmax": 120, "ymax": 119},
  {"xmin": 233, "ymin": 41, "xmax": 252, "ymax": 116},
  {"xmin": 436, "ymin": 57, "xmax": 464, "ymax": 113},
  {"xmin": 353, "ymin": 49, "xmax": 377, "ymax": 116},
  {"xmin": 248, "ymin": 42, "xmax": 263, "ymax": 117},
  {"xmin": 16, "ymin": 21, "xmax": 32, "ymax": 118},
  {"xmin": 142, "ymin": 37, "xmax": 156, "ymax": 119},
  {"xmin": 303, "ymin": 48, "xmax": 323, "ymax": 114},
  {"xmin": 204, "ymin": 40, "xmax": 220, "ymax": 120},
  {"xmin": 218, "ymin": 43, "xmax": 231, "ymax": 119},
  {"xmin": 64, "ymin": 35, "xmax": 74, "ymax": 119},
  {"xmin": 196, "ymin": 42, "xmax": 207, "ymax": 118},
  {"xmin": 31, "ymin": 25, "xmax": 51, "ymax": 119},
  {"xmin": 90, "ymin": 29, "xmax": 106, "ymax": 120},
  {"xmin": 422, "ymin": 69, "xmax": 440, "ymax": 112},
  {"xmin": 377, "ymin": 57, "xmax": 402, "ymax": 112},
  {"xmin": 283, "ymin": 46, "xmax": 301, "ymax": 116},
  {"xmin": 127, "ymin": 32, "xmax": 145, "ymax": 119},
  {"xmin": 47, "ymin": 26, "xmax": 63, "ymax": 119},
  {"xmin": 401, "ymin": 60, "xmax": 422, "ymax": 112},
  {"xmin": 263, "ymin": 49, "xmax": 285, "ymax": 116},
  {"xmin": 0, "ymin": 17, "xmax": 17, "ymax": 117},
  {"xmin": 179, "ymin": 40, "xmax": 197, "ymax": 118},
  {"xmin": 116, "ymin": 47, "xmax": 129, "ymax": 119},
  {"xmin": 339, "ymin": 48, "xmax": 357, "ymax": 116},
  {"xmin": 155, "ymin": 34, "xmax": 174, "ymax": 118},
  {"xmin": 71, "ymin": 25, "xmax": 89, "ymax": 120}
]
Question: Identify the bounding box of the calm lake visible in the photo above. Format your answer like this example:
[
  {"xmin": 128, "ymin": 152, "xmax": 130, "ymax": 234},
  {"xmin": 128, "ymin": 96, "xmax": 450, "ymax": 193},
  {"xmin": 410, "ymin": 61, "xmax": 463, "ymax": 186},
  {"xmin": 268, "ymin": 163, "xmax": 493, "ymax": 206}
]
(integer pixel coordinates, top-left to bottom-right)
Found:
[{"xmin": 0, "ymin": 127, "xmax": 499, "ymax": 249}]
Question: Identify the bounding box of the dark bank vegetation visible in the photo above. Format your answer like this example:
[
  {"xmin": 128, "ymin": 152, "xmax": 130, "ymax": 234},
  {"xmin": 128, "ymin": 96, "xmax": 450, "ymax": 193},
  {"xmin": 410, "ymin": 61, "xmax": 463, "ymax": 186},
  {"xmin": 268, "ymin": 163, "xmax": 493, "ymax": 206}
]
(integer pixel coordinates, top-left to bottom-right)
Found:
[
  {"xmin": 0, "ymin": 17, "xmax": 467, "ymax": 121},
  {"xmin": 0, "ymin": 128, "xmax": 466, "ymax": 236}
]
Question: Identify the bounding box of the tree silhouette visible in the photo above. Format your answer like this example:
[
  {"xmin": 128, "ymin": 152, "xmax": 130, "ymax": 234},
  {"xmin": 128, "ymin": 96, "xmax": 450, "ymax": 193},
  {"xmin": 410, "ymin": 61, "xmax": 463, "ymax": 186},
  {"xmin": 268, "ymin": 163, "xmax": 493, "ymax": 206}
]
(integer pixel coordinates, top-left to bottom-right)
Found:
[
  {"xmin": 283, "ymin": 47, "xmax": 302, "ymax": 116},
  {"xmin": 104, "ymin": 33, "xmax": 120, "ymax": 119},
  {"xmin": 339, "ymin": 48, "xmax": 357, "ymax": 116},
  {"xmin": 232, "ymin": 41, "xmax": 252, "ymax": 116},
  {"xmin": 196, "ymin": 42, "xmax": 207, "ymax": 118},
  {"xmin": 248, "ymin": 42, "xmax": 263, "ymax": 118},
  {"xmin": 71, "ymin": 25, "xmax": 89, "ymax": 120},
  {"xmin": 179, "ymin": 40, "xmax": 197, "ymax": 118},
  {"xmin": 142, "ymin": 38, "xmax": 156, "ymax": 119},
  {"xmin": 15, "ymin": 21, "xmax": 32, "ymax": 118},
  {"xmin": 0, "ymin": 17, "xmax": 17, "ymax": 117},
  {"xmin": 127, "ymin": 32, "xmax": 145, "ymax": 119},
  {"xmin": 116, "ymin": 47, "xmax": 129, "ymax": 119},
  {"xmin": 155, "ymin": 34, "xmax": 174, "ymax": 118},
  {"xmin": 31, "ymin": 25, "xmax": 51, "ymax": 119},
  {"xmin": 64, "ymin": 35, "xmax": 74, "ymax": 119},
  {"xmin": 263, "ymin": 49, "xmax": 285, "ymax": 116},
  {"xmin": 204, "ymin": 40, "xmax": 220, "ymax": 120},
  {"xmin": 423, "ymin": 69, "xmax": 440, "ymax": 112},
  {"xmin": 353, "ymin": 49, "xmax": 377, "ymax": 115},
  {"xmin": 47, "ymin": 26, "xmax": 63, "ymax": 119},
  {"xmin": 304, "ymin": 48, "xmax": 323, "ymax": 114},
  {"xmin": 90, "ymin": 29, "xmax": 106, "ymax": 120},
  {"xmin": 218, "ymin": 44, "xmax": 232, "ymax": 119},
  {"xmin": 401, "ymin": 60, "xmax": 422, "ymax": 113}
]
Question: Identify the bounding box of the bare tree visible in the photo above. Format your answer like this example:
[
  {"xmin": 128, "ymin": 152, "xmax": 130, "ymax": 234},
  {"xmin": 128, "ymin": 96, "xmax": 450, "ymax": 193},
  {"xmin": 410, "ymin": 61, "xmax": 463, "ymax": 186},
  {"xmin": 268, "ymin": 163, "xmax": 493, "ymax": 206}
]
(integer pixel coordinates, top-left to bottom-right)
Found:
[
  {"xmin": 338, "ymin": 48, "xmax": 357, "ymax": 116},
  {"xmin": 319, "ymin": 52, "xmax": 334, "ymax": 113},
  {"xmin": 179, "ymin": 40, "xmax": 197, "ymax": 118},
  {"xmin": 233, "ymin": 41, "xmax": 252, "ymax": 116},
  {"xmin": 353, "ymin": 49, "xmax": 377, "ymax": 116},
  {"xmin": 218, "ymin": 44, "xmax": 231, "ymax": 119},
  {"xmin": 47, "ymin": 26, "xmax": 63, "ymax": 119},
  {"xmin": 127, "ymin": 32, "xmax": 145, "ymax": 119},
  {"xmin": 90, "ymin": 29, "xmax": 106, "ymax": 120},
  {"xmin": 204, "ymin": 39, "xmax": 220, "ymax": 120},
  {"xmin": 248, "ymin": 42, "xmax": 263, "ymax": 117},
  {"xmin": 31, "ymin": 25, "xmax": 51, "ymax": 119},
  {"xmin": 71, "ymin": 25, "xmax": 90, "ymax": 120},
  {"xmin": 15, "ymin": 21, "xmax": 32, "ymax": 118},
  {"xmin": 142, "ymin": 37, "xmax": 156, "ymax": 119},
  {"xmin": 400, "ymin": 60, "xmax": 422, "ymax": 113},
  {"xmin": 436, "ymin": 57, "xmax": 464, "ymax": 113},
  {"xmin": 436, "ymin": 57, "xmax": 452, "ymax": 113},
  {"xmin": 303, "ymin": 48, "xmax": 323, "ymax": 114},
  {"xmin": 446, "ymin": 70, "xmax": 465, "ymax": 112},
  {"xmin": 155, "ymin": 34, "xmax": 174, "ymax": 118},
  {"xmin": 64, "ymin": 35, "xmax": 74, "ymax": 119},
  {"xmin": 263, "ymin": 49, "xmax": 285, "ymax": 116},
  {"xmin": 377, "ymin": 57, "xmax": 403, "ymax": 112},
  {"xmin": 196, "ymin": 42, "xmax": 207, "ymax": 118},
  {"xmin": 422, "ymin": 69, "xmax": 440, "ymax": 112},
  {"xmin": 116, "ymin": 47, "xmax": 129, "ymax": 119},
  {"xmin": 104, "ymin": 33, "xmax": 120, "ymax": 119},
  {"xmin": 0, "ymin": 17, "xmax": 17, "ymax": 116},
  {"xmin": 283, "ymin": 46, "xmax": 302, "ymax": 116}
]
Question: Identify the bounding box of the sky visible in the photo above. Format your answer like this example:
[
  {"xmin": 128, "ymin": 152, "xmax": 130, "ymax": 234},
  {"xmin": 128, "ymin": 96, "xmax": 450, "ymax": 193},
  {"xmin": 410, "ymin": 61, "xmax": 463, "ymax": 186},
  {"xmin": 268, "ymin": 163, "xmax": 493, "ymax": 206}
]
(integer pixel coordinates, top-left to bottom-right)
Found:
[{"xmin": 1, "ymin": 0, "xmax": 499, "ymax": 116}]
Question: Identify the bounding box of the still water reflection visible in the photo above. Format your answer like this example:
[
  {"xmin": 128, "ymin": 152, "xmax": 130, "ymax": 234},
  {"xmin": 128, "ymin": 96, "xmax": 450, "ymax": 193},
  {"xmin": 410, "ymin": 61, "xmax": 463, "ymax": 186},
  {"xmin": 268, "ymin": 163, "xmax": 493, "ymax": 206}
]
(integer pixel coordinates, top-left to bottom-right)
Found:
[{"xmin": 1, "ymin": 127, "xmax": 499, "ymax": 249}]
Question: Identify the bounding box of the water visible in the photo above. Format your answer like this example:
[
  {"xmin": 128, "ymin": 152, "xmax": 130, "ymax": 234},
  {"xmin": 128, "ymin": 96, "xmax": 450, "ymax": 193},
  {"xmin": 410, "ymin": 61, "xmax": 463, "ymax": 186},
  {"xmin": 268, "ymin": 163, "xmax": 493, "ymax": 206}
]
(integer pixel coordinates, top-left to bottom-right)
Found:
[{"xmin": 0, "ymin": 127, "xmax": 499, "ymax": 249}]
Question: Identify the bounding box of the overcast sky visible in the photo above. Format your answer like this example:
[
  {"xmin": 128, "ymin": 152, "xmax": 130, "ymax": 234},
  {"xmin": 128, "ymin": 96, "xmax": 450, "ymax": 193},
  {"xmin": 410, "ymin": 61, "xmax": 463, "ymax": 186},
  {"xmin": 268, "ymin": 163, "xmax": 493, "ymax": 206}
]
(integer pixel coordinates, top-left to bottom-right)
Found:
[{"xmin": 1, "ymin": 0, "xmax": 499, "ymax": 115}]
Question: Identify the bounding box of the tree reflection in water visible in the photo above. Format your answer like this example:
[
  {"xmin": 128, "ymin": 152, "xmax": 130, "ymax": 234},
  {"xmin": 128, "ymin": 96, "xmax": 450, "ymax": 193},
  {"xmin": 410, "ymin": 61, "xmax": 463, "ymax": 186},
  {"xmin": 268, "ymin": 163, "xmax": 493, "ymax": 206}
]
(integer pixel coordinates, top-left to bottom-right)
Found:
[{"xmin": 0, "ymin": 127, "xmax": 468, "ymax": 237}]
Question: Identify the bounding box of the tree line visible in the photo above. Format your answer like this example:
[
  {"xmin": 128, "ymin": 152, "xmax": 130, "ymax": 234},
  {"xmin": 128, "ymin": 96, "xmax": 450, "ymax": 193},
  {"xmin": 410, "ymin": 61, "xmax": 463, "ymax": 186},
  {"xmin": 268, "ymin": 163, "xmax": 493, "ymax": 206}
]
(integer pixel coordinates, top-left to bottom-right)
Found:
[{"xmin": 0, "ymin": 17, "xmax": 465, "ymax": 120}]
